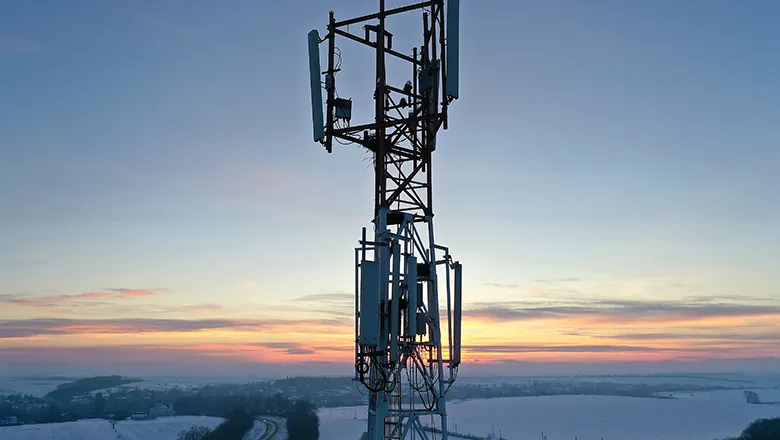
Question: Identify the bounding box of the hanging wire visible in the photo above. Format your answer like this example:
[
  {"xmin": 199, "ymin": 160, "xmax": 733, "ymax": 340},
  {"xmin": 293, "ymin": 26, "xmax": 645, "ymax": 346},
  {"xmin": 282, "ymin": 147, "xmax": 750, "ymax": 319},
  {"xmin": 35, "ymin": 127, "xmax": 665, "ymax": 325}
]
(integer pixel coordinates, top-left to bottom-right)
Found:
[{"xmin": 334, "ymin": 46, "xmax": 343, "ymax": 70}]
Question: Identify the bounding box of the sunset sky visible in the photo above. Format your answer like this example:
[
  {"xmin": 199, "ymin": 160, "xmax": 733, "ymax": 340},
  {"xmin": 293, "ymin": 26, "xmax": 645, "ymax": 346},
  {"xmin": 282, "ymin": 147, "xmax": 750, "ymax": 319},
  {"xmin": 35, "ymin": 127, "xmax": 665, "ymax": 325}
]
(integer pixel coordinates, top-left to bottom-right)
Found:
[{"xmin": 1, "ymin": 0, "xmax": 779, "ymax": 377}]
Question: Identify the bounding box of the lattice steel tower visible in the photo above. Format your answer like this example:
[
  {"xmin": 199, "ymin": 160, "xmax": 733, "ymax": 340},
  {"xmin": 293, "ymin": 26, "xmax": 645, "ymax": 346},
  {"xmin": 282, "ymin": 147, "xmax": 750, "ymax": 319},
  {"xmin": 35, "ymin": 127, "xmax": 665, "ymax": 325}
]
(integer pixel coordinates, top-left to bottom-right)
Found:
[{"xmin": 308, "ymin": 2, "xmax": 463, "ymax": 440}]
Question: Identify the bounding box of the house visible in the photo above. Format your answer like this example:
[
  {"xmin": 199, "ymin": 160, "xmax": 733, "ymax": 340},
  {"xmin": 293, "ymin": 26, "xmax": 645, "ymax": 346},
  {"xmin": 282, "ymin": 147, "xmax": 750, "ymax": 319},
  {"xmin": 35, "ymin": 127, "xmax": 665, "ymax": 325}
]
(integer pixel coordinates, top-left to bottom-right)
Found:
[
  {"xmin": 131, "ymin": 412, "xmax": 151, "ymax": 420},
  {"xmin": 149, "ymin": 403, "xmax": 175, "ymax": 418}
]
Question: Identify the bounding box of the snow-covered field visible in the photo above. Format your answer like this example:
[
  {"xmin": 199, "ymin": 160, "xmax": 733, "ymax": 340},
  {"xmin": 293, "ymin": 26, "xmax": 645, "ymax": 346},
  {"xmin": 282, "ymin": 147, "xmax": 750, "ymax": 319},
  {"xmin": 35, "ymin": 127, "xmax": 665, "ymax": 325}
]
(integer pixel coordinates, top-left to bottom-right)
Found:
[
  {"xmin": 318, "ymin": 395, "xmax": 780, "ymax": 440},
  {"xmin": 458, "ymin": 375, "xmax": 780, "ymax": 389},
  {"xmin": 0, "ymin": 379, "xmax": 68, "ymax": 397},
  {"xmin": 0, "ymin": 416, "xmax": 224, "ymax": 440},
  {"xmin": 1, "ymin": 395, "xmax": 777, "ymax": 440},
  {"xmin": 668, "ymin": 388, "xmax": 780, "ymax": 403}
]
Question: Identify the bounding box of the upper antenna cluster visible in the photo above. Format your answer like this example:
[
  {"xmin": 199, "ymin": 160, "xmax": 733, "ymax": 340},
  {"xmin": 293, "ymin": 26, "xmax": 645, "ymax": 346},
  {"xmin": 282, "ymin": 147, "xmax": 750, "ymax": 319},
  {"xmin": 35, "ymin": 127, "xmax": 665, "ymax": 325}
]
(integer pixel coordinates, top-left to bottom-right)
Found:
[{"xmin": 308, "ymin": 0, "xmax": 460, "ymax": 153}]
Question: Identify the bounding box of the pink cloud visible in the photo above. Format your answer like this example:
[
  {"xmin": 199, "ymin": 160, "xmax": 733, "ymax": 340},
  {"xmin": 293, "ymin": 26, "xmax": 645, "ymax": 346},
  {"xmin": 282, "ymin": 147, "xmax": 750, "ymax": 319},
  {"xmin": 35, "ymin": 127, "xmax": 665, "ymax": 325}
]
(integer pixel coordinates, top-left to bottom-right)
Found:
[
  {"xmin": 0, "ymin": 317, "xmax": 349, "ymax": 339},
  {"xmin": 0, "ymin": 288, "xmax": 166, "ymax": 308}
]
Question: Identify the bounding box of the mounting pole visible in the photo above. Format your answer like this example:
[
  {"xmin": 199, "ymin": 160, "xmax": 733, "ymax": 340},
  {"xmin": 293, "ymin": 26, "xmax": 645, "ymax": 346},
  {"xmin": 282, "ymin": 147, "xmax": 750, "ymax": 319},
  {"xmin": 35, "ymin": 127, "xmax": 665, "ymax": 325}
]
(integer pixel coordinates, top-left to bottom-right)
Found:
[{"xmin": 375, "ymin": 0, "xmax": 387, "ymax": 215}]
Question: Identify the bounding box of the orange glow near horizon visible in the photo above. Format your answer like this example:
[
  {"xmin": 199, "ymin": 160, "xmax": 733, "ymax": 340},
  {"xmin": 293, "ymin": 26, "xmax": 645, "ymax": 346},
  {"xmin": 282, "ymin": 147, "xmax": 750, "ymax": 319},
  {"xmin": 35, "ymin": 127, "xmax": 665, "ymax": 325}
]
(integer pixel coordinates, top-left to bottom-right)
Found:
[
  {"xmin": 1, "ymin": 311, "xmax": 778, "ymax": 365},
  {"xmin": 2, "ymin": 287, "xmax": 779, "ymax": 366}
]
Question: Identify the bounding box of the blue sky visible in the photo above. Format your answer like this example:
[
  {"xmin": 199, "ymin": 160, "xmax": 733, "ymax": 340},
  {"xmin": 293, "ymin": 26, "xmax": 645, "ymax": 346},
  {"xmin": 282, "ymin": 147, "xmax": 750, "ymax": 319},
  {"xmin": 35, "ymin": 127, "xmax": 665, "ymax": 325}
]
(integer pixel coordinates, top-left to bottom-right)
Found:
[{"xmin": 1, "ymin": 0, "xmax": 779, "ymax": 374}]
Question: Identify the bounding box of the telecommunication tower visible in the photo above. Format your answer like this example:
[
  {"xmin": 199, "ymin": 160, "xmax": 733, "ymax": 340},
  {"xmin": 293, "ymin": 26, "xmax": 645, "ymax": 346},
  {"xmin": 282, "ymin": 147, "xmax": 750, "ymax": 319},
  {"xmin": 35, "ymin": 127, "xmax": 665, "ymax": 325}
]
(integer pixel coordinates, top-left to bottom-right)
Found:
[{"xmin": 308, "ymin": 2, "xmax": 463, "ymax": 440}]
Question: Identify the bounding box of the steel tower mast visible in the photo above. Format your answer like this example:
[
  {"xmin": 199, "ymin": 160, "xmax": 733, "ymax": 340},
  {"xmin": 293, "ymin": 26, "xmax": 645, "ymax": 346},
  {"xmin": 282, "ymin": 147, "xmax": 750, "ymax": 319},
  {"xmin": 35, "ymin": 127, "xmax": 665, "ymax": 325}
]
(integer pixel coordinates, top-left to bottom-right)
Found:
[{"xmin": 308, "ymin": 2, "xmax": 463, "ymax": 440}]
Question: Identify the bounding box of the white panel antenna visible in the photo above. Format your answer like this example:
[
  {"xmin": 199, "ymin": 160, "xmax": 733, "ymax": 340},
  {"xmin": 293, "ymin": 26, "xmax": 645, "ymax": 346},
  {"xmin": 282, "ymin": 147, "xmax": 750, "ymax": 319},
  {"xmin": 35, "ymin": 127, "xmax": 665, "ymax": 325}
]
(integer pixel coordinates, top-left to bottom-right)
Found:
[{"xmin": 308, "ymin": 30, "xmax": 325, "ymax": 142}]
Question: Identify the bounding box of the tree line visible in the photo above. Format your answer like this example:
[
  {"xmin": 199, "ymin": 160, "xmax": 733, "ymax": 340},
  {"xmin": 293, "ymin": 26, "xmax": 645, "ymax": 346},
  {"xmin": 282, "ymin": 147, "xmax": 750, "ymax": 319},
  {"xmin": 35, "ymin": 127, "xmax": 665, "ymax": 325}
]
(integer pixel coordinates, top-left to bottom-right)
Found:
[{"xmin": 177, "ymin": 400, "xmax": 319, "ymax": 440}]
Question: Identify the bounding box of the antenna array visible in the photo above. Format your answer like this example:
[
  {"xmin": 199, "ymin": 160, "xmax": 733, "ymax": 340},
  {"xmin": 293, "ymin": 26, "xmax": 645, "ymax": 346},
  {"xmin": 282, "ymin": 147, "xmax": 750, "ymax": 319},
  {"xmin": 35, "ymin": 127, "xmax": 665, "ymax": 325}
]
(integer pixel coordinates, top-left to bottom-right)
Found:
[{"xmin": 308, "ymin": 2, "xmax": 463, "ymax": 440}]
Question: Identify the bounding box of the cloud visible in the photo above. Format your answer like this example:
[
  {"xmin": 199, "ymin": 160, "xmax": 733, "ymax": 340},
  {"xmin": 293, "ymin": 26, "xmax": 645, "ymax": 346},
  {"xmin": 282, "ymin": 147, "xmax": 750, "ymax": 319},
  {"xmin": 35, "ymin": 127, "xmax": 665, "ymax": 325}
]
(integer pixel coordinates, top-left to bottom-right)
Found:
[
  {"xmin": 292, "ymin": 293, "xmax": 354, "ymax": 303},
  {"xmin": 475, "ymin": 345, "xmax": 765, "ymax": 355},
  {"xmin": 484, "ymin": 278, "xmax": 583, "ymax": 290},
  {"xmin": 0, "ymin": 344, "xmax": 356, "ymax": 377},
  {"xmin": 250, "ymin": 342, "xmax": 302, "ymax": 349},
  {"xmin": 172, "ymin": 304, "xmax": 224, "ymax": 313},
  {"xmin": 0, "ymin": 318, "xmax": 247, "ymax": 338},
  {"xmin": 484, "ymin": 282, "xmax": 523, "ymax": 289},
  {"xmin": 283, "ymin": 348, "xmax": 317, "ymax": 355},
  {"xmin": 465, "ymin": 298, "xmax": 780, "ymax": 323},
  {"xmin": 482, "ymin": 283, "xmax": 548, "ymax": 293},
  {"xmin": 0, "ymin": 288, "xmax": 166, "ymax": 308},
  {"xmin": 248, "ymin": 342, "xmax": 318, "ymax": 356},
  {"xmin": 0, "ymin": 317, "xmax": 347, "ymax": 339},
  {"xmin": 0, "ymin": 36, "xmax": 45, "ymax": 56},
  {"xmin": 292, "ymin": 293, "xmax": 354, "ymax": 309},
  {"xmin": 105, "ymin": 288, "xmax": 161, "ymax": 298},
  {"xmin": 463, "ymin": 344, "xmax": 666, "ymax": 353},
  {"xmin": 535, "ymin": 277, "xmax": 583, "ymax": 284},
  {"xmin": 596, "ymin": 331, "xmax": 780, "ymax": 343},
  {"xmin": 283, "ymin": 293, "xmax": 354, "ymax": 318},
  {"xmin": 682, "ymin": 294, "xmax": 778, "ymax": 304}
]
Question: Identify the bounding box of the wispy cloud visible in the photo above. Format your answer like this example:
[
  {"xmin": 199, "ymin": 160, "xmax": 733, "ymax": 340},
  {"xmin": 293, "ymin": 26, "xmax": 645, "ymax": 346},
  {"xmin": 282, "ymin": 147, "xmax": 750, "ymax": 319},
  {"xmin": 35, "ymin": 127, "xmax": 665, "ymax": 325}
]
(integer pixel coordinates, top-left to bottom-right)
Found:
[
  {"xmin": 462, "ymin": 297, "xmax": 780, "ymax": 360},
  {"xmin": 466, "ymin": 298, "xmax": 780, "ymax": 323},
  {"xmin": 593, "ymin": 330, "xmax": 780, "ymax": 343},
  {"xmin": 0, "ymin": 344, "xmax": 354, "ymax": 374},
  {"xmin": 172, "ymin": 304, "xmax": 224, "ymax": 313},
  {"xmin": 482, "ymin": 282, "xmax": 547, "ymax": 293},
  {"xmin": 284, "ymin": 293, "xmax": 354, "ymax": 318},
  {"xmin": 249, "ymin": 342, "xmax": 317, "ymax": 355},
  {"xmin": 0, "ymin": 317, "xmax": 347, "ymax": 339},
  {"xmin": 464, "ymin": 344, "xmax": 667, "ymax": 354},
  {"xmin": 292, "ymin": 293, "xmax": 354, "ymax": 302},
  {"xmin": 535, "ymin": 277, "xmax": 583, "ymax": 284},
  {"xmin": 484, "ymin": 278, "xmax": 583, "ymax": 290},
  {"xmin": 104, "ymin": 288, "xmax": 162, "ymax": 298},
  {"xmin": 0, "ymin": 288, "xmax": 166, "ymax": 308}
]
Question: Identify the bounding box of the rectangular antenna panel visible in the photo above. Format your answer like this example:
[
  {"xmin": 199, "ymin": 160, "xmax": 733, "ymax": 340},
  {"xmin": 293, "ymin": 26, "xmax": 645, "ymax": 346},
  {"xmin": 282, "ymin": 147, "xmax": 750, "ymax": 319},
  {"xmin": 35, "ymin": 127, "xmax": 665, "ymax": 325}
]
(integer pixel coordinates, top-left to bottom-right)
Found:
[
  {"xmin": 453, "ymin": 262, "xmax": 463, "ymax": 365},
  {"xmin": 308, "ymin": 30, "xmax": 325, "ymax": 142},
  {"xmin": 390, "ymin": 242, "xmax": 401, "ymax": 362},
  {"xmin": 446, "ymin": 0, "xmax": 460, "ymax": 100},
  {"xmin": 360, "ymin": 260, "xmax": 380, "ymax": 346},
  {"xmin": 406, "ymin": 256, "xmax": 418, "ymax": 336}
]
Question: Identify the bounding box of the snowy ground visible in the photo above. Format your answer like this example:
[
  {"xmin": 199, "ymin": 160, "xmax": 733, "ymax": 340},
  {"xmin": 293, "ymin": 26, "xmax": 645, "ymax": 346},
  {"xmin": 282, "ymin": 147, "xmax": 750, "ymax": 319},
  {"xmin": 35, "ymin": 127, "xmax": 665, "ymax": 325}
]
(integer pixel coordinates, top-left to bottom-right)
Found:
[
  {"xmin": 668, "ymin": 388, "xmax": 780, "ymax": 403},
  {"xmin": 0, "ymin": 379, "xmax": 69, "ymax": 397},
  {"xmin": 0, "ymin": 416, "xmax": 224, "ymax": 440},
  {"xmin": 318, "ymin": 395, "xmax": 780, "ymax": 440}
]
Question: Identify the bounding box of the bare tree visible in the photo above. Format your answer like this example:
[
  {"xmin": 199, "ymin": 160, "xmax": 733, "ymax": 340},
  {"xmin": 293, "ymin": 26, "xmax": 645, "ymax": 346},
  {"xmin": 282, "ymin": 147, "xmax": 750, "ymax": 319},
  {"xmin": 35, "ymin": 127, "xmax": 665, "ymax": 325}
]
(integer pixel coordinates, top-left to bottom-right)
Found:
[{"xmin": 176, "ymin": 425, "xmax": 212, "ymax": 440}]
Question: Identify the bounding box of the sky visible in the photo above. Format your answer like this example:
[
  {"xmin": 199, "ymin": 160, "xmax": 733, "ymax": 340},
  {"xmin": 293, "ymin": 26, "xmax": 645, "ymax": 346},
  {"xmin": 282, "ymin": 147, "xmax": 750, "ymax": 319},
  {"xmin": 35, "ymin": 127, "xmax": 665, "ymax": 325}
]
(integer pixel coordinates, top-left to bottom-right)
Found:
[{"xmin": 1, "ymin": 0, "xmax": 779, "ymax": 377}]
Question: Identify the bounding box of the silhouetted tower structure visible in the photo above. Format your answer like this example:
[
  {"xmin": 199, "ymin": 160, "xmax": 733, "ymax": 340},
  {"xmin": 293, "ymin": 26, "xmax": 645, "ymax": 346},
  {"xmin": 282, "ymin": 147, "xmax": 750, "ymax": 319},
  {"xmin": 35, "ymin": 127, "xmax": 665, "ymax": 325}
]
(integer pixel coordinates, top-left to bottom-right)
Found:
[{"xmin": 309, "ymin": 2, "xmax": 463, "ymax": 440}]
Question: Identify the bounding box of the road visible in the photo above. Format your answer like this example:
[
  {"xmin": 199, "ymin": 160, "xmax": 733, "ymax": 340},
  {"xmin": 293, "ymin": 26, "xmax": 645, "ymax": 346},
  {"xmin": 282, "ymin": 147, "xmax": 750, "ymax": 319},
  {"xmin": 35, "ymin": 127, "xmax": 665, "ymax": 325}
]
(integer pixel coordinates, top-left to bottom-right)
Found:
[
  {"xmin": 245, "ymin": 417, "xmax": 280, "ymax": 440},
  {"xmin": 257, "ymin": 419, "xmax": 277, "ymax": 440}
]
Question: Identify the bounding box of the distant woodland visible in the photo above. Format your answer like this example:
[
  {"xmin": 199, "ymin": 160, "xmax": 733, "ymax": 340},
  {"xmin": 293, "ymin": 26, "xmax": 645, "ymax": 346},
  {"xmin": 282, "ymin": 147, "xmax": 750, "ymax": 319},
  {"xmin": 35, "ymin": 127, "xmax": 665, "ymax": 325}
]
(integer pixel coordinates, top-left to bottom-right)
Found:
[{"xmin": 1, "ymin": 375, "xmax": 320, "ymax": 440}]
